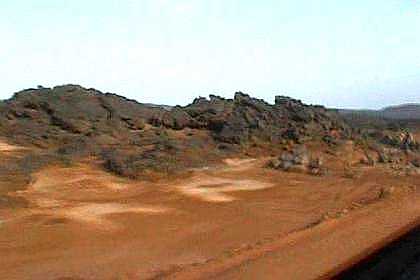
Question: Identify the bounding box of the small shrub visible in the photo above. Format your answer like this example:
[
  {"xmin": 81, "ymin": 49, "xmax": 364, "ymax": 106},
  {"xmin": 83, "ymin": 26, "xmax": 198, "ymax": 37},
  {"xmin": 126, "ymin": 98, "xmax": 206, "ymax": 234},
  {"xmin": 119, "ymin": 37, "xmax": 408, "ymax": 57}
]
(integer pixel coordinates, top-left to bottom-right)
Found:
[
  {"xmin": 101, "ymin": 149, "xmax": 135, "ymax": 178},
  {"xmin": 100, "ymin": 148, "xmax": 181, "ymax": 179},
  {"xmin": 56, "ymin": 137, "xmax": 92, "ymax": 156},
  {"xmin": 155, "ymin": 132, "xmax": 178, "ymax": 151}
]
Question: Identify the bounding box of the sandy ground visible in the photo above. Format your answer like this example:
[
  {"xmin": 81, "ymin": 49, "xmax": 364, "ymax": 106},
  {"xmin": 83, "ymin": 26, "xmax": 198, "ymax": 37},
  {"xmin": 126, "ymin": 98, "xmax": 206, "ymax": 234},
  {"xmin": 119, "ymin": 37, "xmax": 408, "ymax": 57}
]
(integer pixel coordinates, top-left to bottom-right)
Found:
[
  {"xmin": 0, "ymin": 155, "xmax": 420, "ymax": 280},
  {"xmin": 0, "ymin": 140, "xmax": 24, "ymax": 153}
]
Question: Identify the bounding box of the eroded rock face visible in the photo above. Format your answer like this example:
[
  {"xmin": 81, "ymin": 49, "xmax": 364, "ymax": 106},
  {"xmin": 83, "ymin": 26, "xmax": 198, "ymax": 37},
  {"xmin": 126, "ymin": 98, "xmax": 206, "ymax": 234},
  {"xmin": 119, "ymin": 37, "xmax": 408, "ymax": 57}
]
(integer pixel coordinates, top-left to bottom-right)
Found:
[
  {"xmin": 1, "ymin": 84, "xmax": 418, "ymax": 179},
  {"xmin": 0, "ymin": 85, "xmax": 351, "ymax": 148},
  {"xmin": 0, "ymin": 85, "xmax": 167, "ymax": 146},
  {"xmin": 182, "ymin": 93, "xmax": 350, "ymax": 144},
  {"xmin": 150, "ymin": 107, "xmax": 195, "ymax": 130}
]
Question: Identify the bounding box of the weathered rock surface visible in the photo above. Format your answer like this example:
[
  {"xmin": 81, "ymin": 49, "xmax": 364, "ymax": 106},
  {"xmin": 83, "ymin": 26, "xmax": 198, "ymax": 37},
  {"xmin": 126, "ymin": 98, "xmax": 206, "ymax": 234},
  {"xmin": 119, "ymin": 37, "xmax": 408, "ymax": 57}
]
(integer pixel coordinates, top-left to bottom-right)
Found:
[
  {"xmin": 268, "ymin": 145, "xmax": 325, "ymax": 175},
  {"xmin": 183, "ymin": 92, "xmax": 350, "ymax": 144},
  {"xmin": 0, "ymin": 84, "xmax": 418, "ymax": 179},
  {"xmin": 0, "ymin": 85, "xmax": 166, "ymax": 146},
  {"xmin": 0, "ymin": 85, "xmax": 351, "ymax": 148}
]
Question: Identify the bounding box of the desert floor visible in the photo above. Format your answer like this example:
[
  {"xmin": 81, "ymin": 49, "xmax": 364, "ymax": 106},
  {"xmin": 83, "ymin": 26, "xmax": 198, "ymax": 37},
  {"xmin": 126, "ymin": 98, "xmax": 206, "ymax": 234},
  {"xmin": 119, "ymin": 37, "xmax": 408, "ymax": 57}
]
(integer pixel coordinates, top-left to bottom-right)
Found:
[{"xmin": 1, "ymin": 144, "xmax": 420, "ymax": 280}]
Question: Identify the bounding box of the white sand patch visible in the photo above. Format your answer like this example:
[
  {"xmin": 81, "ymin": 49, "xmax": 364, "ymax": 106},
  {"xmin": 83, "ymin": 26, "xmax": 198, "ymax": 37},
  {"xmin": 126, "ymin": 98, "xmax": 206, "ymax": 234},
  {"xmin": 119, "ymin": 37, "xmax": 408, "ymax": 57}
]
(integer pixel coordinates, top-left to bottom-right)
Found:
[
  {"xmin": 0, "ymin": 140, "xmax": 24, "ymax": 153},
  {"xmin": 190, "ymin": 166, "xmax": 211, "ymax": 172},
  {"xmin": 32, "ymin": 197, "xmax": 63, "ymax": 208},
  {"xmin": 106, "ymin": 182, "xmax": 129, "ymax": 190},
  {"xmin": 62, "ymin": 203, "xmax": 168, "ymax": 224},
  {"xmin": 12, "ymin": 202, "xmax": 169, "ymax": 230},
  {"xmin": 176, "ymin": 176, "xmax": 273, "ymax": 202},
  {"xmin": 223, "ymin": 158, "xmax": 258, "ymax": 171},
  {"xmin": 10, "ymin": 164, "xmax": 168, "ymax": 229},
  {"xmin": 224, "ymin": 158, "xmax": 256, "ymax": 166},
  {"xmin": 21, "ymin": 165, "xmax": 132, "ymax": 199}
]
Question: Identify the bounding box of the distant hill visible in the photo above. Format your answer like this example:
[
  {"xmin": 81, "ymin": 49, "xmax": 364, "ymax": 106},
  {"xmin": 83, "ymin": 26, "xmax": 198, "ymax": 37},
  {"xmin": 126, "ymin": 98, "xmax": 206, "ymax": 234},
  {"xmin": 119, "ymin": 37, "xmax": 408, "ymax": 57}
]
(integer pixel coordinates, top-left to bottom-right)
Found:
[
  {"xmin": 339, "ymin": 103, "xmax": 420, "ymax": 120},
  {"xmin": 382, "ymin": 104, "xmax": 420, "ymax": 120}
]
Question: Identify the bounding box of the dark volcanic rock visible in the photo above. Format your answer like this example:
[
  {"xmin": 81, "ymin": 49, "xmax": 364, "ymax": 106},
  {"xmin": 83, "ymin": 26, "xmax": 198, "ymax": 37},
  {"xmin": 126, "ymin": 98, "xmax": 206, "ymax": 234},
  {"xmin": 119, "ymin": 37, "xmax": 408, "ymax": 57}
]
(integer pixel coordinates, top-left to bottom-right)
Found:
[
  {"xmin": 3, "ymin": 84, "xmax": 419, "ymax": 180},
  {"xmin": 150, "ymin": 106, "xmax": 195, "ymax": 130},
  {"xmin": 0, "ymin": 85, "xmax": 351, "ymax": 149},
  {"xmin": 0, "ymin": 85, "xmax": 168, "ymax": 146},
  {"xmin": 268, "ymin": 145, "xmax": 325, "ymax": 175},
  {"xmin": 182, "ymin": 93, "xmax": 350, "ymax": 144}
]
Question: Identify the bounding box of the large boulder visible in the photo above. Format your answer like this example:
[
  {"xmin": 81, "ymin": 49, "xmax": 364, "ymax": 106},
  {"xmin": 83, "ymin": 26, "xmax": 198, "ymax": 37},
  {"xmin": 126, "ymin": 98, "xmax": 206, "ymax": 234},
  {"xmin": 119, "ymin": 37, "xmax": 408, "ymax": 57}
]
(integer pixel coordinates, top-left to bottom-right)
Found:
[
  {"xmin": 268, "ymin": 146, "xmax": 325, "ymax": 175},
  {"xmin": 152, "ymin": 107, "xmax": 195, "ymax": 130}
]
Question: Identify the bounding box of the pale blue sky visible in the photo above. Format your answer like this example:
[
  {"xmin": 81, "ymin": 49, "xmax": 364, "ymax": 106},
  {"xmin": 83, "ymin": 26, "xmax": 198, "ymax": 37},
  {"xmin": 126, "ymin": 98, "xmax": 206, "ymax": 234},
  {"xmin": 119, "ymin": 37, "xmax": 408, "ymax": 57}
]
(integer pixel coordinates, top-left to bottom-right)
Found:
[{"xmin": 0, "ymin": 0, "xmax": 419, "ymax": 108}]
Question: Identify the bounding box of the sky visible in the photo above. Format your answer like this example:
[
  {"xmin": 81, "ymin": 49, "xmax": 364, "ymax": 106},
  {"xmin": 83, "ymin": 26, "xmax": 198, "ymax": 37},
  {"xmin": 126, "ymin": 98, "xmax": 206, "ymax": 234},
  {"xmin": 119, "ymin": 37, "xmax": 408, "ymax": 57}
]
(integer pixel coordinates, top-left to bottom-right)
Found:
[{"xmin": 0, "ymin": 0, "xmax": 419, "ymax": 109}]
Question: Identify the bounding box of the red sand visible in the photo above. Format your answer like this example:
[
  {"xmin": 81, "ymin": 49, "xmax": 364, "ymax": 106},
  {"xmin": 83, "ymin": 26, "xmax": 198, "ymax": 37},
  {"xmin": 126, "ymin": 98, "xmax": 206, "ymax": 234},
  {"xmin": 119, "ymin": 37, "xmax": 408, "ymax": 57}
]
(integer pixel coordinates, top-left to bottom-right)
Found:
[{"xmin": 0, "ymin": 158, "xmax": 419, "ymax": 280}]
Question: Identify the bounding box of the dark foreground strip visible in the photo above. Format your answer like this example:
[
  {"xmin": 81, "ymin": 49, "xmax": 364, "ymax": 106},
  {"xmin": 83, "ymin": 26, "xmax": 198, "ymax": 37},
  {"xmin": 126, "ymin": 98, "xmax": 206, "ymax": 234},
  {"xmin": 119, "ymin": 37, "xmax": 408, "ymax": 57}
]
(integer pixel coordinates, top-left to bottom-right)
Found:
[{"xmin": 335, "ymin": 226, "xmax": 420, "ymax": 280}]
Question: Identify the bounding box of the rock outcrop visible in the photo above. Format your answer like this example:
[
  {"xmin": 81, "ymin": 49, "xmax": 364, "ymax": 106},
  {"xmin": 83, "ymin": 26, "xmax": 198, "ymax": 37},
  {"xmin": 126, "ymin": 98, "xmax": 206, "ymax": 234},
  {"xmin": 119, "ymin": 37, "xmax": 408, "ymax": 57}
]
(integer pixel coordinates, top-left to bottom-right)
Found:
[
  {"xmin": 183, "ymin": 93, "xmax": 350, "ymax": 144},
  {"xmin": 0, "ymin": 85, "xmax": 166, "ymax": 146},
  {"xmin": 0, "ymin": 86, "xmax": 351, "ymax": 148},
  {"xmin": 0, "ymin": 84, "xmax": 418, "ymax": 179},
  {"xmin": 380, "ymin": 131, "xmax": 419, "ymax": 151},
  {"xmin": 268, "ymin": 145, "xmax": 325, "ymax": 175}
]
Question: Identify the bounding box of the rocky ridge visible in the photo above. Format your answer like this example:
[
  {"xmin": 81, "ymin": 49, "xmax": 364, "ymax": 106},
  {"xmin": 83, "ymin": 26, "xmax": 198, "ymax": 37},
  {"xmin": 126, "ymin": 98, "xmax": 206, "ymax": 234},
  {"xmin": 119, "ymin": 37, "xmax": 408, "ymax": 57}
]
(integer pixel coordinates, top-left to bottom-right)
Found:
[
  {"xmin": 0, "ymin": 85, "xmax": 418, "ymax": 178},
  {"xmin": 0, "ymin": 85, "xmax": 350, "ymax": 147}
]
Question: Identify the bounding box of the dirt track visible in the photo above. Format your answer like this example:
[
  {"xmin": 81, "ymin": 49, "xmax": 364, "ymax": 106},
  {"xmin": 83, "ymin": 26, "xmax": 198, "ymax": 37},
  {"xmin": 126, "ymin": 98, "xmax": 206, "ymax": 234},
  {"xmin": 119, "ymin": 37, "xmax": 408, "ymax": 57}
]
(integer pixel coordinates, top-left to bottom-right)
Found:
[{"xmin": 1, "ymin": 155, "xmax": 420, "ymax": 280}]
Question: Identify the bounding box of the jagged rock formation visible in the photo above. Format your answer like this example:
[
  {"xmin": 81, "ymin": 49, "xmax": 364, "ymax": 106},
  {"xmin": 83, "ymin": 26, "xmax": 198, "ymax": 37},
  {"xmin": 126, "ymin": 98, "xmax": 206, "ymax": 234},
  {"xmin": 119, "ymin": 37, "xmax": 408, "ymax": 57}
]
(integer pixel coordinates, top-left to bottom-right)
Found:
[
  {"xmin": 0, "ymin": 85, "xmax": 350, "ymax": 147},
  {"xmin": 1, "ymin": 84, "xmax": 419, "ymax": 179},
  {"xmin": 183, "ymin": 92, "xmax": 350, "ymax": 144},
  {"xmin": 0, "ymin": 85, "xmax": 167, "ymax": 146}
]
